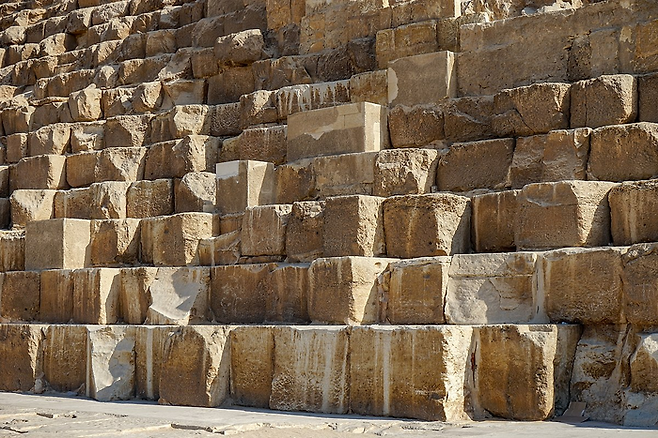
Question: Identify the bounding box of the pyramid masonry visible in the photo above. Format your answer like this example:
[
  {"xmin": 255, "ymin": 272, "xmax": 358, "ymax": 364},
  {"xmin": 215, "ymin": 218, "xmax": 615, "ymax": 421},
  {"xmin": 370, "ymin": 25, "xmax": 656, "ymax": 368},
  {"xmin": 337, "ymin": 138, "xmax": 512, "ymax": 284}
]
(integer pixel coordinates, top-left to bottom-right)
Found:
[{"xmin": 0, "ymin": 0, "xmax": 656, "ymax": 428}]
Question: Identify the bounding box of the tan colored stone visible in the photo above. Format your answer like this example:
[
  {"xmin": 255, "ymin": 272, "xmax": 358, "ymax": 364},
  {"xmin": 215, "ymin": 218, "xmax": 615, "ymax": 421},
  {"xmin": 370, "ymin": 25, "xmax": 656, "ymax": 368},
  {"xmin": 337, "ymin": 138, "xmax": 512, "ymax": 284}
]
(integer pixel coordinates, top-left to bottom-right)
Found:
[
  {"xmin": 0, "ymin": 166, "xmax": 9, "ymax": 198},
  {"xmin": 274, "ymin": 82, "xmax": 350, "ymax": 121},
  {"xmin": 207, "ymin": 67, "xmax": 255, "ymax": 105},
  {"xmin": 89, "ymin": 181, "xmax": 130, "ymax": 219},
  {"xmin": 210, "ymin": 263, "xmax": 274, "ymax": 323},
  {"xmin": 39, "ymin": 269, "xmax": 74, "ymax": 323},
  {"xmin": 6, "ymin": 132, "xmax": 28, "ymax": 163},
  {"xmin": 383, "ymin": 193, "xmax": 471, "ymax": 258},
  {"xmin": 119, "ymin": 267, "xmax": 157, "ymax": 324},
  {"xmin": 609, "ymin": 180, "xmax": 658, "ymax": 245},
  {"xmin": 72, "ymin": 268, "xmax": 121, "ymax": 324},
  {"xmin": 159, "ymin": 326, "xmax": 231, "ymax": 407},
  {"xmin": 308, "ymin": 256, "xmax": 392, "ymax": 324},
  {"xmin": 241, "ymin": 205, "xmax": 292, "ymax": 257},
  {"xmin": 622, "ymin": 243, "xmax": 658, "ymax": 326},
  {"xmin": 134, "ymin": 325, "xmax": 171, "ymax": 401},
  {"xmin": 28, "ymin": 123, "xmax": 71, "ymax": 156},
  {"xmin": 230, "ymin": 326, "xmax": 274, "ymax": 408},
  {"xmin": 68, "ymin": 85, "xmax": 103, "ymax": 122},
  {"xmin": 226, "ymin": 126, "xmax": 287, "ymax": 165},
  {"xmin": 104, "ymin": 115, "xmax": 151, "ymax": 148},
  {"xmin": 639, "ymin": 72, "xmax": 658, "ymax": 123},
  {"xmin": 12, "ymin": 154, "xmax": 67, "ymax": 190},
  {"xmin": 133, "ymin": 81, "xmax": 163, "ymax": 113},
  {"xmin": 515, "ymin": 181, "xmax": 616, "ymax": 249},
  {"xmin": 143, "ymin": 267, "xmax": 210, "ymax": 325},
  {"xmin": 571, "ymin": 74, "xmax": 638, "ymax": 129},
  {"xmin": 90, "ymin": 219, "xmax": 141, "ymax": 267},
  {"xmin": 176, "ymin": 172, "xmax": 216, "ymax": 213},
  {"xmin": 323, "ymin": 195, "xmax": 384, "ymax": 257},
  {"xmin": 314, "ymin": 152, "xmax": 376, "ymax": 198},
  {"xmin": 42, "ymin": 325, "xmax": 86, "ymax": 393},
  {"xmin": 287, "ymin": 102, "xmax": 389, "ymax": 162},
  {"xmin": 374, "ymin": 148, "xmax": 439, "ymax": 197},
  {"xmin": 274, "ymin": 159, "xmax": 315, "ymax": 204},
  {"xmin": 141, "ymin": 213, "xmax": 216, "ymax": 266},
  {"xmin": 162, "ymin": 79, "xmax": 206, "ymax": 107},
  {"xmin": 0, "ymin": 230, "xmax": 25, "ymax": 272},
  {"xmin": 264, "ymin": 264, "xmax": 310, "ymax": 323},
  {"xmin": 216, "ymin": 160, "xmax": 275, "ymax": 214},
  {"xmin": 210, "ymin": 103, "xmax": 241, "ymax": 137},
  {"xmin": 0, "ymin": 324, "xmax": 42, "ymax": 392},
  {"xmin": 388, "ymin": 104, "xmax": 444, "ymax": 148},
  {"xmin": 1, "ymin": 271, "xmax": 40, "ymax": 322},
  {"xmin": 198, "ymin": 232, "xmax": 241, "ymax": 266},
  {"xmin": 388, "ymin": 51, "xmax": 456, "ymax": 106},
  {"xmin": 95, "ymin": 147, "xmax": 146, "ymax": 182},
  {"xmin": 270, "ymin": 326, "xmax": 349, "ymax": 414},
  {"xmin": 286, "ymin": 201, "xmax": 324, "ymax": 263},
  {"xmin": 25, "ymin": 218, "xmax": 91, "ymax": 270},
  {"xmin": 66, "ymin": 152, "xmax": 98, "ymax": 188},
  {"xmin": 376, "ymin": 21, "xmax": 440, "ymax": 69},
  {"xmin": 214, "ymin": 29, "xmax": 264, "ymax": 65},
  {"xmin": 349, "ymin": 70, "xmax": 388, "ymax": 106},
  {"xmin": 126, "ymin": 179, "xmax": 174, "ymax": 218},
  {"xmin": 437, "ymin": 138, "xmax": 514, "ymax": 192},
  {"xmin": 145, "ymin": 29, "xmax": 177, "ymax": 57},
  {"xmin": 630, "ymin": 333, "xmax": 658, "ymax": 394},
  {"xmin": 472, "ymin": 190, "xmax": 519, "ymax": 253},
  {"xmin": 350, "ymin": 325, "xmax": 473, "ymax": 421},
  {"xmin": 10, "ymin": 189, "xmax": 56, "ymax": 227},
  {"xmin": 86, "ymin": 326, "xmax": 135, "ymax": 402}
]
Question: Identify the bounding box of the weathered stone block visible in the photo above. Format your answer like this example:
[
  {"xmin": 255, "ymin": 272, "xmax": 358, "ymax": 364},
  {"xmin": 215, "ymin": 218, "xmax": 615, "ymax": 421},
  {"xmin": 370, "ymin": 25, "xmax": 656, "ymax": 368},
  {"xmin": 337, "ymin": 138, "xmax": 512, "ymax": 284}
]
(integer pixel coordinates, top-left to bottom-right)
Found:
[
  {"xmin": 86, "ymin": 326, "xmax": 135, "ymax": 402},
  {"xmin": 145, "ymin": 135, "xmax": 219, "ymax": 179},
  {"xmin": 95, "ymin": 147, "xmax": 146, "ymax": 182},
  {"xmin": 622, "ymin": 244, "xmax": 658, "ymax": 326},
  {"xmin": 53, "ymin": 188, "xmax": 89, "ymax": 219},
  {"xmin": 349, "ymin": 70, "xmax": 388, "ymax": 106},
  {"xmin": 6, "ymin": 133, "xmax": 28, "ymax": 163},
  {"xmin": 630, "ymin": 333, "xmax": 658, "ymax": 394},
  {"xmin": 0, "ymin": 324, "xmax": 42, "ymax": 392},
  {"xmin": 376, "ymin": 21, "xmax": 440, "ymax": 69},
  {"xmin": 127, "ymin": 179, "xmax": 174, "ymax": 218},
  {"xmin": 383, "ymin": 193, "xmax": 471, "ymax": 258},
  {"xmin": 609, "ymin": 180, "xmax": 658, "ymax": 245},
  {"xmin": 374, "ymin": 148, "xmax": 439, "ymax": 197},
  {"xmin": 175, "ymin": 172, "xmax": 216, "ymax": 213},
  {"xmin": 28, "ymin": 123, "xmax": 71, "ymax": 156},
  {"xmin": 472, "ymin": 190, "xmax": 519, "ymax": 253},
  {"xmin": 241, "ymin": 205, "xmax": 292, "ymax": 257},
  {"xmin": 571, "ymin": 74, "xmax": 637, "ymax": 129},
  {"xmin": 89, "ymin": 181, "xmax": 130, "ymax": 219},
  {"xmin": 141, "ymin": 213, "xmax": 216, "ymax": 266},
  {"xmin": 286, "ymin": 201, "xmax": 324, "ymax": 263},
  {"xmin": 210, "ymin": 263, "xmax": 274, "ymax": 323},
  {"xmin": 225, "ymin": 126, "xmax": 287, "ymax": 165},
  {"xmin": 0, "ymin": 231, "xmax": 25, "ymax": 272},
  {"xmin": 274, "ymin": 82, "xmax": 350, "ymax": 121},
  {"xmin": 388, "ymin": 51, "xmax": 456, "ymax": 106},
  {"xmin": 323, "ymin": 195, "xmax": 384, "ymax": 257},
  {"xmin": 1, "ymin": 271, "xmax": 40, "ymax": 322},
  {"xmin": 66, "ymin": 151, "xmax": 98, "ymax": 188},
  {"xmin": 515, "ymin": 181, "xmax": 616, "ymax": 249},
  {"xmin": 264, "ymin": 264, "xmax": 310, "ymax": 323},
  {"xmin": 287, "ymin": 102, "xmax": 389, "ymax": 162},
  {"xmin": 214, "ymin": 29, "xmax": 264, "ymax": 65},
  {"xmin": 42, "ymin": 325, "xmax": 86, "ymax": 393},
  {"xmin": 90, "ymin": 219, "xmax": 141, "ymax": 267},
  {"xmin": 639, "ymin": 72, "xmax": 658, "ymax": 123},
  {"xmin": 230, "ymin": 326, "xmax": 273, "ymax": 408},
  {"xmin": 10, "ymin": 189, "xmax": 56, "ymax": 227},
  {"xmin": 104, "ymin": 115, "xmax": 151, "ymax": 148},
  {"xmin": 119, "ymin": 267, "xmax": 157, "ymax": 324},
  {"xmin": 207, "ymin": 67, "xmax": 255, "ymax": 105},
  {"xmin": 39, "ymin": 269, "xmax": 74, "ymax": 323},
  {"xmin": 314, "ymin": 152, "xmax": 376, "ymax": 198},
  {"xmin": 73, "ymin": 268, "xmax": 121, "ymax": 324},
  {"xmin": 198, "ymin": 232, "xmax": 242, "ymax": 266},
  {"xmin": 133, "ymin": 325, "xmax": 171, "ymax": 401},
  {"xmin": 12, "ymin": 154, "xmax": 67, "ymax": 190},
  {"xmin": 25, "ymin": 218, "xmax": 91, "ymax": 270},
  {"xmin": 68, "ymin": 85, "xmax": 103, "ymax": 122},
  {"xmin": 388, "ymin": 104, "xmax": 444, "ymax": 148},
  {"xmin": 216, "ymin": 160, "xmax": 275, "ymax": 214}
]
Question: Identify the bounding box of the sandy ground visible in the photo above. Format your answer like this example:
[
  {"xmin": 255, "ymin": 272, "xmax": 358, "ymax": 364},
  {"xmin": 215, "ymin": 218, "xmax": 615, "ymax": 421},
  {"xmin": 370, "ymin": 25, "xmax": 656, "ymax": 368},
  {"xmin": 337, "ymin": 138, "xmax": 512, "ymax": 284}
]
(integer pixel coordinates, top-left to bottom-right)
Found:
[{"xmin": 0, "ymin": 393, "xmax": 655, "ymax": 437}]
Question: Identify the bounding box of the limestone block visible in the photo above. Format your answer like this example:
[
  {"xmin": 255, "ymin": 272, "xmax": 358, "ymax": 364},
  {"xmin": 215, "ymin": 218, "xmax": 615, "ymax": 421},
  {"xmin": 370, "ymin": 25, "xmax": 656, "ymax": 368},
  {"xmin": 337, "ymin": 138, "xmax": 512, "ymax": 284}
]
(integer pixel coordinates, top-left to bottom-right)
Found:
[
  {"xmin": 350, "ymin": 325, "xmax": 473, "ymax": 421},
  {"xmin": 216, "ymin": 160, "xmax": 275, "ymax": 214},
  {"xmin": 323, "ymin": 195, "xmax": 384, "ymax": 257},
  {"xmin": 515, "ymin": 181, "xmax": 616, "ymax": 249},
  {"xmin": 385, "ymin": 257, "xmax": 449, "ymax": 324},
  {"xmin": 159, "ymin": 326, "xmax": 231, "ymax": 407},
  {"xmin": 133, "ymin": 81, "xmax": 163, "ymax": 113},
  {"xmin": 66, "ymin": 151, "xmax": 99, "ymax": 188},
  {"xmin": 198, "ymin": 232, "xmax": 241, "ymax": 266},
  {"xmin": 210, "ymin": 103, "xmax": 241, "ymax": 137},
  {"xmin": 39, "ymin": 269, "xmax": 74, "ymax": 323},
  {"xmin": 68, "ymin": 85, "xmax": 103, "ymax": 122},
  {"xmin": 383, "ymin": 193, "xmax": 471, "ymax": 258},
  {"xmin": 72, "ymin": 268, "xmax": 121, "ymax": 324},
  {"xmin": 119, "ymin": 267, "xmax": 157, "ymax": 324},
  {"xmin": 95, "ymin": 147, "xmax": 147, "ymax": 183},
  {"xmin": 286, "ymin": 201, "xmax": 324, "ymax": 263},
  {"xmin": 25, "ymin": 218, "xmax": 91, "ymax": 270},
  {"xmin": 210, "ymin": 263, "xmax": 274, "ymax": 323},
  {"xmin": 270, "ymin": 326, "xmax": 349, "ymax": 414},
  {"xmin": 66, "ymin": 8, "xmax": 93, "ymax": 35},
  {"xmin": 6, "ymin": 133, "xmax": 28, "ymax": 163},
  {"xmin": 176, "ymin": 172, "xmax": 216, "ymax": 213},
  {"xmin": 349, "ymin": 70, "xmax": 388, "ymax": 106},
  {"xmin": 225, "ymin": 126, "xmax": 287, "ymax": 165},
  {"xmin": 376, "ymin": 21, "xmax": 440, "ymax": 69},
  {"xmin": 492, "ymin": 82, "xmax": 570, "ymax": 137},
  {"xmin": 28, "ymin": 123, "xmax": 71, "ymax": 156},
  {"xmin": 2, "ymin": 105, "xmax": 33, "ymax": 135},
  {"xmin": 630, "ymin": 333, "xmax": 658, "ymax": 394},
  {"xmin": 191, "ymin": 48, "xmax": 219, "ymax": 78},
  {"xmin": 589, "ymin": 123, "xmax": 658, "ymax": 182},
  {"xmin": 86, "ymin": 326, "xmax": 136, "ymax": 402},
  {"xmin": 239, "ymin": 90, "xmax": 277, "ymax": 129},
  {"xmin": 145, "ymin": 136, "xmax": 220, "ymax": 179},
  {"xmin": 0, "ymin": 200, "xmax": 9, "ymax": 230},
  {"xmin": 10, "ymin": 189, "xmax": 56, "ymax": 227},
  {"xmin": 446, "ymin": 253, "xmax": 541, "ymax": 324},
  {"xmin": 221, "ymin": 213, "xmax": 244, "ymax": 234},
  {"xmin": 42, "ymin": 325, "xmax": 86, "ymax": 392},
  {"xmin": 142, "ymin": 267, "xmax": 210, "ymax": 325},
  {"xmin": 264, "ymin": 264, "xmax": 310, "ymax": 323},
  {"xmin": 12, "ymin": 155, "xmax": 67, "ymax": 190},
  {"xmin": 141, "ymin": 213, "xmax": 216, "ymax": 266},
  {"xmin": 126, "ymin": 179, "xmax": 174, "ymax": 218},
  {"xmin": 475, "ymin": 324, "xmax": 581, "ymax": 420},
  {"xmin": 274, "ymin": 82, "xmax": 350, "ymax": 121},
  {"xmin": 510, "ymin": 128, "xmax": 591, "ymax": 189},
  {"xmin": 89, "ymin": 181, "xmax": 130, "ymax": 219},
  {"xmin": 0, "ymin": 230, "xmax": 25, "ymax": 272},
  {"xmin": 90, "ymin": 219, "xmax": 141, "ymax": 267},
  {"xmin": 388, "ymin": 104, "xmax": 444, "ymax": 148},
  {"xmin": 571, "ymin": 74, "xmax": 638, "ymax": 129},
  {"xmin": 437, "ymin": 138, "xmax": 514, "ymax": 192},
  {"xmin": 622, "ymin": 243, "xmax": 658, "ymax": 326},
  {"xmin": 388, "ymin": 51, "xmax": 456, "ymax": 106},
  {"xmin": 230, "ymin": 326, "xmax": 274, "ymax": 408},
  {"xmin": 308, "ymin": 257, "xmax": 392, "ymax": 324},
  {"xmin": 1, "ymin": 271, "xmax": 39, "ymax": 322},
  {"xmin": 92, "ymin": 0, "xmax": 130, "ymax": 25},
  {"xmin": 162, "ymin": 79, "xmax": 205, "ymax": 107},
  {"xmin": 104, "ymin": 115, "xmax": 151, "ymax": 149},
  {"xmin": 214, "ymin": 29, "xmax": 264, "ymax": 65},
  {"xmin": 542, "ymin": 247, "xmax": 625, "ymax": 324},
  {"xmin": 134, "ymin": 325, "xmax": 171, "ymax": 401},
  {"xmin": 275, "ymin": 159, "xmax": 315, "ymax": 204},
  {"xmin": 287, "ymin": 102, "xmax": 389, "ymax": 162},
  {"xmin": 71, "ymin": 123, "xmax": 104, "ymax": 152},
  {"xmin": 0, "ymin": 324, "xmax": 42, "ymax": 392},
  {"xmin": 639, "ymin": 72, "xmax": 658, "ymax": 122},
  {"xmin": 145, "ymin": 29, "xmax": 177, "ymax": 57},
  {"xmin": 241, "ymin": 205, "xmax": 292, "ymax": 257},
  {"xmin": 609, "ymin": 180, "xmax": 658, "ymax": 245},
  {"xmin": 374, "ymin": 148, "xmax": 439, "ymax": 197},
  {"xmin": 314, "ymin": 152, "xmax": 376, "ymax": 198},
  {"xmin": 168, "ymin": 105, "xmax": 211, "ymax": 139},
  {"xmin": 0, "ymin": 167, "xmax": 9, "ymax": 198},
  {"xmin": 472, "ymin": 190, "xmax": 519, "ymax": 252},
  {"xmin": 119, "ymin": 56, "xmax": 170, "ymax": 86}
]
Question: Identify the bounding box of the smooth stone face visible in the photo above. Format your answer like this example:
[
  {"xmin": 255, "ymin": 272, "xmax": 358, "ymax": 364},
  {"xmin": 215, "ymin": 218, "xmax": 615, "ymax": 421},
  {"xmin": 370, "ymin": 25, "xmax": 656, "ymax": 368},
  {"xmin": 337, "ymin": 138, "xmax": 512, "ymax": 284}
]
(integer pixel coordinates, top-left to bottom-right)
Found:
[
  {"xmin": 388, "ymin": 51, "xmax": 456, "ymax": 106},
  {"xmin": 25, "ymin": 218, "xmax": 91, "ymax": 270},
  {"xmin": 216, "ymin": 160, "xmax": 275, "ymax": 215},
  {"xmin": 86, "ymin": 325, "xmax": 136, "ymax": 402},
  {"xmin": 72, "ymin": 268, "xmax": 121, "ymax": 324}
]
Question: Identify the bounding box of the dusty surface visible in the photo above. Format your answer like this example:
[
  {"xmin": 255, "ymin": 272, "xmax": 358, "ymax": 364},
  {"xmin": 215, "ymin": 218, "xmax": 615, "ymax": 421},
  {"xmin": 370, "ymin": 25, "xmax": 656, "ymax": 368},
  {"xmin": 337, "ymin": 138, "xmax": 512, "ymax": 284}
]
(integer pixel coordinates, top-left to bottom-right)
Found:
[{"xmin": 0, "ymin": 392, "xmax": 655, "ymax": 437}]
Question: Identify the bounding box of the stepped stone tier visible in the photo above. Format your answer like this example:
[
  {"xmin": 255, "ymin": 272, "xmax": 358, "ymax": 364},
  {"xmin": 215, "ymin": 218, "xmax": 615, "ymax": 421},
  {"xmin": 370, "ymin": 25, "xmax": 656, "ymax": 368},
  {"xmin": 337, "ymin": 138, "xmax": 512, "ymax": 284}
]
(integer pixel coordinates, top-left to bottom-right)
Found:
[{"xmin": 0, "ymin": 0, "xmax": 657, "ymax": 428}]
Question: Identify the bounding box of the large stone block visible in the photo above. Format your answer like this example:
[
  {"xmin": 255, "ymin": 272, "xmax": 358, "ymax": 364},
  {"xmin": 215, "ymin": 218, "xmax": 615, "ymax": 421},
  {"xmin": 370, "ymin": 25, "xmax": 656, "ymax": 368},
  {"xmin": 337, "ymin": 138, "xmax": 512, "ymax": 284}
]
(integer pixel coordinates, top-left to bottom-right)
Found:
[
  {"xmin": 66, "ymin": 151, "xmax": 98, "ymax": 188},
  {"xmin": 622, "ymin": 244, "xmax": 658, "ymax": 326},
  {"xmin": 515, "ymin": 181, "xmax": 616, "ymax": 249},
  {"xmin": 323, "ymin": 195, "xmax": 385, "ymax": 257},
  {"xmin": 609, "ymin": 180, "xmax": 658, "ymax": 245},
  {"xmin": 374, "ymin": 148, "xmax": 439, "ymax": 197},
  {"xmin": 104, "ymin": 115, "xmax": 151, "ymax": 148},
  {"xmin": 89, "ymin": 181, "xmax": 131, "ymax": 219},
  {"xmin": 159, "ymin": 326, "xmax": 231, "ymax": 407},
  {"xmin": 376, "ymin": 21, "xmax": 440, "ymax": 69},
  {"xmin": 141, "ymin": 213, "xmax": 216, "ymax": 266},
  {"xmin": 12, "ymin": 154, "xmax": 67, "ymax": 190},
  {"xmin": 10, "ymin": 189, "xmax": 56, "ymax": 227},
  {"xmin": 472, "ymin": 190, "xmax": 519, "ymax": 253},
  {"xmin": 214, "ymin": 29, "xmax": 264, "ymax": 65},
  {"xmin": 28, "ymin": 123, "xmax": 71, "ymax": 156},
  {"xmin": 25, "ymin": 218, "xmax": 91, "ymax": 270},
  {"xmin": 70, "ymin": 122, "xmax": 105, "ymax": 153},
  {"xmin": 241, "ymin": 204, "xmax": 292, "ymax": 257},
  {"xmin": 54, "ymin": 188, "xmax": 91, "ymax": 219},
  {"xmin": 68, "ymin": 85, "xmax": 103, "ymax": 122},
  {"xmin": 95, "ymin": 147, "xmax": 146, "ymax": 182},
  {"xmin": 446, "ymin": 252, "xmax": 541, "ymax": 324},
  {"xmin": 142, "ymin": 267, "xmax": 210, "ymax": 325},
  {"xmin": 350, "ymin": 70, "xmax": 388, "ymax": 106},
  {"xmin": 42, "ymin": 325, "xmax": 87, "ymax": 393},
  {"xmin": 264, "ymin": 264, "xmax": 310, "ymax": 323},
  {"xmin": 119, "ymin": 267, "xmax": 157, "ymax": 324},
  {"xmin": 388, "ymin": 51, "xmax": 456, "ymax": 106},
  {"xmin": 210, "ymin": 263, "xmax": 274, "ymax": 323},
  {"xmin": 230, "ymin": 326, "xmax": 274, "ymax": 408},
  {"xmin": 126, "ymin": 179, "xmax": 174, "ymax": 218},
  {"xmin": 0, "ymin": 324, "xmax": 43, "ymax": 392},
  {"xmin": 90, "ymin": 219, "xmax": 141, "ymax": 267},
  {"xmin": 145, "ymin": 135, "xmax": 219, "ymax": 179},
  {"xmin": 588, "ymin": 122, "xmax": 658, "ymax": 182},
  {"xmin": 510, "ymin": 128, "xmax": 590, "ymax": 189},
  {"xmin": 383, "ymin": 193, "xmax": 471, "ymax": 258},
  {"xmin": 388, "ymin": 104, "xmax": 444, "ymax": 148},
  {"xmin": 274, "ymin": 82, "xmax": 350, "ymax": 121},
  {"xmin": 216, "ymin": 160, "xmax": 275, "ymax": 214},
  {"xmin": 443, "ymin": 95, "xmax": 496, "ymax": 143},
  {"xmin": 270, "ymin": 326, "xmax": 349, "ymax": 414},
  {"xmin": 350, "ymin": 325, "xmax": 473, "ymax": 421},
  {"xmin": 639, "ymin": 72, "xmax": 658, "ymax": 122},
  {"xmin": 571, "ymin": 74, "xmax": 638, "ymax": 129},
  {"xmin": 86, "ymin": 326, "xmax": 136, "ymax": 402},
  {"xmin": 542, "ymin": 247, "xmax": 625, "ymax": 324},
  {"xmin": 286, "ymin": 201, "xmax": 324, "ymax": 263},
  {"xmin": 72, "ymin": 268, "xmax": 121, "ymax": 324},
  {"xmin": 134, "ymin": 325, "xmax": 171, "ymax": 401},
  {"xmin": 308, "ymin": 257, "xmax": 392, "ymax": 324},
  {"xmin": 630, "ymin": 333, "xmax": 658, "ymax": 394},
  {"xmin": 437, "ymin": 138, "xmax": 514, "ymax": 192},
  {"xmin": 313, "ymin": 152, "xmax": 376, "ymax": 198},
  {"xmin": 1, "ymin": 271, "xmax": 40, "ymax": 322},
  {"xmin": 275, "ymin": 159, "xmax": 316, "ymax": 204},
  {"xmin": 287, "ymin": 102, "xmax": 389, "ymax": 162},
  {"xmin": 175, "ymin": 172, "xmax": 216, "ymax": 213},
  {"xmin": 223, "ymin": 126, "xmax": 287, "ymax": 165},
  {"xmin": 39, "ymin": 269, "xmax": 74, "ymax": 323}
]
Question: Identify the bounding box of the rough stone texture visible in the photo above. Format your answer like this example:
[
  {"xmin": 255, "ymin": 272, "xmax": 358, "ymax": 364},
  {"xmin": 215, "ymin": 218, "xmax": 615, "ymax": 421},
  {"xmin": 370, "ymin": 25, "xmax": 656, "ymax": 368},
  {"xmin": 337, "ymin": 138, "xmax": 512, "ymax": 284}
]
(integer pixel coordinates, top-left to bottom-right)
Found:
[
  {"xmin": 126, "ymin": 179, "xmax": 174, "ymax": 218},
  {"xmin": 1, "ymin": 271, "xmax": 40, "ymax": 322},
  {"xmin": 145, "ymin": 135, "xmax": 219, "ymax": 179},
  {"xmin": 388, "ymin": 51, "xmax": 456, "ymax": 106},
  {"xmin": 287, "ymin": 102, "xmax": 389, "ymax": 162},
  {"xmin": 241, "ymin": 205, "xmax": 293, "ymax": 257},
  {"xmin": 571, "ymin": 75, "xmax": 638, "ymax": 129},
  {"xmin": 388, "ymin": 104, "xmax": 444, "ymax": 148},
  {"xmin": 639, "ymin": 72, "xmax": 658, "ymax": 122},
  {"xmin": 214, "ymin": 29, "xmax": 264, "ymax": 65},
  {"xmin": 210, "ymin": 264, "xmax": 275, "ymax": 323},
  {"xmin": 383, "ymin": 194, "xmax": 471, "ymax": 258},
  {"xmin": 89, "ymin": 182, "xmax": 130, "ymax": 220},
  {"xmin": 609, "ymin": 180, "xmax": 658, "ymax": 245},
  {"xmin": 25, "ymin": 218, "xmax": 91, "ymax": 270},
  {"xmin": 472, "ymin": 190, "xmax": 519, "ymax": 253},
  {"xmin": 0, "ymin": 324, "xmax": 43, "ymax": 392},
  {"xmin": 630, "ymin": 333, "xmax": 658, "ymax": 394},
  {"xmin": 622, "ymin": 243, "xmax": 658, "ymax": 326},
  {"xmin": 374, "ymin": 148, "xmax": 439, "ymax": 197},
  {"xmin": 12, "ymin": 154, "xmax": 67, "ymax": 190},
  {"xmin": 134, "ymin": 325, "xmax": 171, "ymax": 401},
  {"xmin": 510, "ymin": 128, "xmax": 591, "ymax": 189},
  {"xmin": 0, "ymin": 231, "xmax": 25, "ymax": 272},
  {"xmin": 66, "ymin": 152, "xmax": 98, "ymax": 188},
  {"xmin": 90, "ymin": 219, "xmax": 141, "ymax": 267},
  {"xmin": 72, "ymin": 268, "xmax": 121, "ymax": 324},
  {"xmin": 308, "ymin": 257, "xmax": 392, "ymax": 325},
  {"xmin": 10, "ymin": 190, "xmax": 56, "ymax": 227},
  {"xmin": 86, "ymin": 326, "xmax": 135, "ymax": 402},
  {"xmin": 323, "ymin": 195, "xmax": 385, "ymax": 257},
  {"xmin": 158, "ymin": 326, "xmax": 230, "ymax": 407},
  {"xmin": 42, "ymin": 325, "xmax": 87, "ymax": 393},
  {"xmin": 588, "ymin": 123, "xmax": 658, "ymax": 182},
  {"xmin": 515, "ymin": 181, "xmax": 616, "ymax": 250},
  {"xmin": 437, "ymin": 138, "xmax": 514, "ymax": 192},
  {"xmin": 230, "ymin": 326, "xmax": 274, "ymax": 408},
  {"xmin": 198, "ymin": 232, "xmax": 242, "ymax": 266},
  {"xmin": 286, "ymin": 201, "xmax": 324, "ymax": 263},
  {"xmin": 216, "ymin": 160, "xmax": 275, "ymax": 214},
  {"xmin": 376, "ymin": 21, "xmax": 440, "ymax": 69},
  {"xmin": 175, "ymin": 172, "xmax": 216, "ymax": 213},
  {"xmin": 95, "ymin": 147, "xmax": 147, "ymax": 183},
  {"xmin": 314, "ymin": 152, "xmax": 376, "ymax": 198},
  {"xmin": 142, "ymin": 267, "xmax": 210, "ymax": 325},
  {"xmin": 275, "ymin": 159, "xmax": 316, "ymax": 204},
  {"xmin": 39, "ymin": 270, "xmax": 74, "ymax": 323},
  {"xmin": 264, "ymin": 264, "xmax": 310, "ymax": 323},
  {"xmin": 141, "ymin": 213, "xmax": 215, "ymax": 266},
  {"xmin": 270, "ymin": 326, "xmax": 349, "ymax": 414},
  {"xmin": 349, "ymin": 70, "xmax": 388, "ymax": 106}
]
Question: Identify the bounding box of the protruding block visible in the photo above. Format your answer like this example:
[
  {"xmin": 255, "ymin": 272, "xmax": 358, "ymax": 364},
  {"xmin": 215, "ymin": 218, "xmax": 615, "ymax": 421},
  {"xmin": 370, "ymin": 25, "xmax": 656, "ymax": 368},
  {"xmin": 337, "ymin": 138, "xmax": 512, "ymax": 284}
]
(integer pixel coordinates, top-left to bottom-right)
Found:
[
  {"xmin": 571, "ymin": 74, "xmax": 637, "ymax": 129},
  {"xmin": 383, "ymin": 193, "xmax": 471, "ymax": 258},
  {"xmin": 86, "ymin": 326, "xmax": 136, "ymax": 402},
  {"xmin": 10, "ymin": 189, "xmax": 56, "ymax": 227},
  {"xmin": 95, "ymin": 147, "xmax": 146, "ymax": 182},
  {"xmin": 241, "ymin": 205, "xmax": 292, "ymax": 257},
  {"xmin": 0, "ymin": 324, "xmax": 43, "ymax": 392},
  {"xmin": 216, "ymin": 160, "xmax": 275, "ymax": 214},
  {"xmin": 388, "ymin": 51, "xmax": 456, "ymax": 106},
  {"xmin": 287, "ymin": 102, "xmax": 389, "ymax": 162},
  {"xmin": 323, "ymin": 195, "xmax": 385, "ymax": 257},
  {"xmin": 90, "ymin": 219, "xmax": 141, "ymax": 267},
  {"xmin": 25, "ymin": 218, "xmax": 91, "ymax": 270},
  {"xmin": 515, "ymin": 181, "xmax": 616, "ymax": 249},
  {"xmin": 286, "ymin": 201, "xmax": 324, "ymax": 263},
  {"xmin": 12, "ymin": 154, "xmax": 67, "ymax": 190},
  {"xmin": 198, "ymin": 232, "xmax": 241, "ymax": 266},
  {"xmin": 141, "ymin": 213, "xmax": 216, "ymax": 266},
  {"xmin": 609, "ymin": 180, "xmax": 658, "ymax": 245},
  {"xmin": 175, "ymin": 172, "xmax": 216, "ymax": 213},
  {"xmin": 210, "ymin": 264, "xmax": 275, "ymax": 323},
  {"xmin": 472, "ymin": 190, "xmax": 519, "ymax": 253}
]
